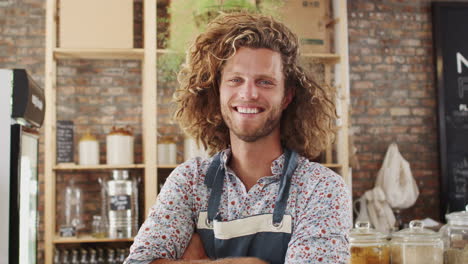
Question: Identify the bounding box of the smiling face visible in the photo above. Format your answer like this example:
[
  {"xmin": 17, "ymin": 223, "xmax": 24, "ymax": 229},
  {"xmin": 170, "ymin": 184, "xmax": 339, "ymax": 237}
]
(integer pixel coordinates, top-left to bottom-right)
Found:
[{"xmin": 219, "ymin": 47, "xmax": 292, "ymax": 143}]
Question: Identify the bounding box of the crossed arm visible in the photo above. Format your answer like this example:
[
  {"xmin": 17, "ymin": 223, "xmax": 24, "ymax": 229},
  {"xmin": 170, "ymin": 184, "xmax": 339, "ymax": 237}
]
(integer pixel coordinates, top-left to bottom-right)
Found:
[{"xmin": 149, "ymin": 234, "xmax": 267, "ymax": 264}]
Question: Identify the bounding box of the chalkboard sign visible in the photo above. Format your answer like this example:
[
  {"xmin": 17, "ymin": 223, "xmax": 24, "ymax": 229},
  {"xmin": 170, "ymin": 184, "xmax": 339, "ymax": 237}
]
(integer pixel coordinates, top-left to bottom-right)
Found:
[
  {"xmin": 433, "ymin": 3, "xmax": 468, "ymax": 216},
  {"xmin": 57, "ymin": 120, "xmax": 74, "ymax": 163},
  {"xmin": 110, "ymin": 195, "xmax": 131, "ymax": 211},
  {"xmin": 59, "ymin": 225, "xmax": 76, "ymax": 237}
]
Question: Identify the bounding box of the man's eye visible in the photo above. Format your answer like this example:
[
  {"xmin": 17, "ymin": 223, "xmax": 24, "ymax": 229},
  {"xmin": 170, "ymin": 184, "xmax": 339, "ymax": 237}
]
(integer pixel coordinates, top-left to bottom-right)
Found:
[
  {"xmin": 258, "ymin": 80, "xmax": 273, "ymax": 86},
  {"xmin": 227, "ymin": 78, "xmax": 243, "ymax": 85}
]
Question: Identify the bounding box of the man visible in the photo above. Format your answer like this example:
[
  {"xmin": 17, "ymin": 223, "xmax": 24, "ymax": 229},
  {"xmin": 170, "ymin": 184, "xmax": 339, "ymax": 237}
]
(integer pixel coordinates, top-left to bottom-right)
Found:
[{"xmin": 126, "ymin": 12, "xmax": 351, "ymax": 264}]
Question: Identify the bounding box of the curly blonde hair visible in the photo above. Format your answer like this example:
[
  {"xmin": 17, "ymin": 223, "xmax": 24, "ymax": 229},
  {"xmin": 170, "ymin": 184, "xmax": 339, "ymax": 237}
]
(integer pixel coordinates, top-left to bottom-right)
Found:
[{"xmin": 174, "ymin": 12, "xmax": 337, "ymax": 160}]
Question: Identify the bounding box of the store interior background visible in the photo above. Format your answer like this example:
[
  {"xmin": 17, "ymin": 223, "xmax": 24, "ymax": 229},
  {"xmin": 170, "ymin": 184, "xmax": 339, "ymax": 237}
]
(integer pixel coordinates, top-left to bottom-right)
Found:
[{"xmin": 2, "ymin": 0, "xmax": 468, "ymax": 262}]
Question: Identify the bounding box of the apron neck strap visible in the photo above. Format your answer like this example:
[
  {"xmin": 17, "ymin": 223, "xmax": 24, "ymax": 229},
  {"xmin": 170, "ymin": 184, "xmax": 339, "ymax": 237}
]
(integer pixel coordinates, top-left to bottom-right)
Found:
[
  {"xmin": 272, "ymin": 149, "xmax": 298, "ymax": 225},
  {"xmin": 205, "ymin": 153, "xmax": 225, "ymax": 222},
  {"xmin": 205, "ymin": 149, "xmax": 299, "ymax": 223},
  {"xmin": 204, "ymin": 152, "xmax": 222, "ymax": 188}
]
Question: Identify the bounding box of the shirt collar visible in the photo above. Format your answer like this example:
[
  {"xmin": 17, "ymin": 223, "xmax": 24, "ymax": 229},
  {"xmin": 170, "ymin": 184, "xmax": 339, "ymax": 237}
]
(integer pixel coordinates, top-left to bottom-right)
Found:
[{"xmin": 219, "ymin": 148, "xmax": 287, "ymax": 178}]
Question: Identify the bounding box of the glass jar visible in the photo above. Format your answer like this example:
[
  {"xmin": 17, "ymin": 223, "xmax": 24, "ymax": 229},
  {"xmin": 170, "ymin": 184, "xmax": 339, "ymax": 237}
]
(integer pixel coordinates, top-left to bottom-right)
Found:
[
  {"xmin": 62, "ymin": 180, "xmax": 83, "ymax": 236},
  {"xmin": 350, "ymin": 221, "xmax": 390, "ymax": 264},
  {"xmin": 439, "ymin": 205, "xmax": 468, "ymax": 264},
  {"xmin": 390, "ymin": 220, "xmax": 443, "ymax": 264},
  {"xmin": 105, "ymin": 170, "xmax": 139, "ymax": 238},
  {"xmin": 92, "ymin": 215, "xmax": 106, "ymax": 238}
]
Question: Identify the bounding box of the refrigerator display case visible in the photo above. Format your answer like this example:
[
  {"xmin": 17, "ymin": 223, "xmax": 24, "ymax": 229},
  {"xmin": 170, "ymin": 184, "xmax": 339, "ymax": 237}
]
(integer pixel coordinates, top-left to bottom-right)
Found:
[{"xmin": 0, "ymin": 69, "xmax": 45, "ymax": 264}]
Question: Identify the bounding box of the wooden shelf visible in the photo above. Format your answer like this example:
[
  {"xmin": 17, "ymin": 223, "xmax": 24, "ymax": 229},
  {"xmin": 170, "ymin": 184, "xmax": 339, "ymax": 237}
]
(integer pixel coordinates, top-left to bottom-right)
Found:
[
  {"xmin": 158, "ymin": 164, "xmax": 179, "ymax": 169},
  {"xmin": 53, "ymin": 235, "xmax": 133, "ymax": 244},
  {"xmin": 54, "ymin": 48, "xmax": 144, "ymax": 60},
  {"xmin": 301, "ymin": 53, "xmax": 340, "ymax": 63},
  {"xmin": 53, "ymin": 163, "xmax": 145, "ymax": 171},
  {"xmin": 156, "ymin": 49, "xmax": 181, "ymax": 54},
  {"xmin": 322, "ymin": 163, "xmax": 342, "ymax": 168}
]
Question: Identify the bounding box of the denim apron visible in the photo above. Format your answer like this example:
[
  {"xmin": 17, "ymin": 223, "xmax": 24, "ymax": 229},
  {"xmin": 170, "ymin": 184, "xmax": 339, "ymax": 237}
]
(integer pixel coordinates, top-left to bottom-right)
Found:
[{"xmin": 196, "ymin": 150, "xmax": 298, "ymax": 264}]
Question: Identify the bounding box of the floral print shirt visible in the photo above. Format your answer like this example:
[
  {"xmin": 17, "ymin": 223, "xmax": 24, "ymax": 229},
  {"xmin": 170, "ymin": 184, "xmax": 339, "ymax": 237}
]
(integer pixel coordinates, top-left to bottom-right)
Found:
[{"xmin": 126, "ymin": 149, "xmax": 351, "ymax": 264}]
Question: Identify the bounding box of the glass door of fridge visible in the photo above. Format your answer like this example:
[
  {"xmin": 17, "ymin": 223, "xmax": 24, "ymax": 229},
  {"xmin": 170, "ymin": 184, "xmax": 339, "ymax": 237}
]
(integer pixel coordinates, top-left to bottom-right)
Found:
[{"xmin": 19, "ymin": 129, "xmax": 38, "ymax": 264}]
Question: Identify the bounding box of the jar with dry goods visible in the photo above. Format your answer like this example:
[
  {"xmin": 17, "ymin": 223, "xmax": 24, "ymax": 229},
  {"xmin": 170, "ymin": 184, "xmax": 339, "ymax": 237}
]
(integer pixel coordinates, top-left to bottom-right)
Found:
[
  {"xmin": 106, "ymin": 126, "xmax": 134, "ymax": 165},
  {"xmin": 439, "ymin": 205, "xmax": 468, "ymax": 264},
  {"xmin": 390, "ymin": 220, "xmax": 443, "ymax": 264},
  {"xmin": 79, "ymin": 131, "xmax": 99, "ymax": 165},
  {"xmin": 350, "ymin": 221, "xmax": 390, "ymax": 264},
  {"xmin": 157, "ymin": 136, "xmax": 177, "ymax": 165}
]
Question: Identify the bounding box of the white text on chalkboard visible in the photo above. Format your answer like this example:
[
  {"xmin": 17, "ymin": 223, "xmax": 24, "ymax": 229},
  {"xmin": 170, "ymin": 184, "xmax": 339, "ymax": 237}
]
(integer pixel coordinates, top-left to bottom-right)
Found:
[{"xmin": 457, "ymin": 52, "xmax": 468, "ymax": 74}]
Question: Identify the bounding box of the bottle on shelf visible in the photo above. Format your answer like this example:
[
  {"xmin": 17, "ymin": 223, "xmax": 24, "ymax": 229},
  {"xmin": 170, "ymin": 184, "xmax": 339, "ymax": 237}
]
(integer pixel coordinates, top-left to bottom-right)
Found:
[
  {"xmin": 61, "ymin": 249, "xmax": 70, "ymax": 264},
  {"xmin": 118, "ymin": 248, "xmax": 127, "ymax": 263},
  {"xmin": 97, "ymin": 248, "xmax": 105, "ymax": 264},
  {"xmin": 71, "ymin": 249, "xmax": 80, "ymax": 264},
  {"xmin": 107, "ymin": 248, "xmax": 117, "ymax": 264},
  {"xmin": 79, "ymin": 248, "xmax": 88, "ymax": 264},
  {"xmin": 88, "ymin": 248, "xmax": 98, "ymax": 264},
  {"xmin": 54, "ymin": 249, "xmax": 60, "ymax": 264}
]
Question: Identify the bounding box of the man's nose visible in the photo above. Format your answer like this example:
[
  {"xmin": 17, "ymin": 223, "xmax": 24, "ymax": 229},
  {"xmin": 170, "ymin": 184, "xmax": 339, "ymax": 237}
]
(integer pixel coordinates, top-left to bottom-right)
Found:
[{"xmin": 239, "ymin": 80, "xmax": 259, "ymax": 100}]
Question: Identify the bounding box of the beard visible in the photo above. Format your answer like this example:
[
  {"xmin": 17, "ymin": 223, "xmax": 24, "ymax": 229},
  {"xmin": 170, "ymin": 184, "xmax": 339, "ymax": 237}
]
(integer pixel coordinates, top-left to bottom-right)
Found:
[{"xmin": 221, "ymin": 102, "xmax": 283, "ymax": 143}]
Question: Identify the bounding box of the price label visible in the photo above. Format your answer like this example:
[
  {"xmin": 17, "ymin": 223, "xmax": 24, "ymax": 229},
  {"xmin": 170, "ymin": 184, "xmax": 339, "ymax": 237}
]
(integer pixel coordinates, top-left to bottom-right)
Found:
[
  {"xmin": 110, "ymin": 195, "xmax": 131, "ymax": 211},
  {"xmin": 59, "ymin": 225, "xmax": 76, "ymax": 237}
]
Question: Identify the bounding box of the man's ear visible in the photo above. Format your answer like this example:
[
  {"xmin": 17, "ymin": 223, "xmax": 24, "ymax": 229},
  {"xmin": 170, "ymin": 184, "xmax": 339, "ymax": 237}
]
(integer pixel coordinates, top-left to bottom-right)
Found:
[{"xmin": 282, "ymin": 88, "xmax": 294, "ymax": 110}]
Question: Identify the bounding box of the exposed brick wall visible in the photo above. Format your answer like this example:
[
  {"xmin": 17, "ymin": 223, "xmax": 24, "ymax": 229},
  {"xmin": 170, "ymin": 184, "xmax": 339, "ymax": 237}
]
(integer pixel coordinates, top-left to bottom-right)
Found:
[
  {"xmin": 348, "ymin": 0, "xmax": 468, "ymax": 223},
  {"xmin": 3, "ymin": 0, "xmax": 468, "ymax": 263}
]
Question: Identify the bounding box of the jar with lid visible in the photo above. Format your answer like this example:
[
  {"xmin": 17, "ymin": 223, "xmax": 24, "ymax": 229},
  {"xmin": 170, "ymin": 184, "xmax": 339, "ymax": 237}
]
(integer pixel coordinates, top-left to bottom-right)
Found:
[
  {"xmin": 350, "ymin": 221, "xmax": 390, "ymax": 264},
  {"xmin": 390, "ymin": 220, "xmax": 443, "ymax": 264},
  {"xmin": 183, "ymin": 135, "xmax": 209, "ymax": 161},
  {"xmin": 106, "ymin": 126, "xmax": 134, "ymax": 165},
  {"xmin": 439, "ymin": 205, "xmax": 468, "ymax": 264},
  {"xmin": 157, "ymin": 136, "xmax": 177, "ymax": 165},
  {"xmin": 104, "ymin": 170, "xmax": 139, "ymax": 238},
  {"xmin": 79, "ymin": 130, "xmax": 99, "ymax": 165}
]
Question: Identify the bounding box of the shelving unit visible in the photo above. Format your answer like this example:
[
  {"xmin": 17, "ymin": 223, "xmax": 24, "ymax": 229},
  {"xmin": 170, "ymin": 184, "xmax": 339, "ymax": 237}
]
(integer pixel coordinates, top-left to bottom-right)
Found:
[
  {"xmin": 44, "ymin": 0, "xmax": 156, "ymax": 263},
  {"xmin": 44, "ymin": 0, "xmax": 350, "ymax": 263},
  {"xmin": 332, "ymin": 0, "xmax": 351, "ymax": 186}
]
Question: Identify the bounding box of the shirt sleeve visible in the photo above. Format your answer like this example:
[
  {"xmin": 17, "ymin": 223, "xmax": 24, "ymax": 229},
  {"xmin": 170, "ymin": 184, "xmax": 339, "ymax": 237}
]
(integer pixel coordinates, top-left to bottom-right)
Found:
[
  {"xmin": 125, "ymin": 161, "xmax": 198, "ymax": 263},
  {"xmin": 285, "ymin": 168, "xmax": 352, "ymax": 264}
]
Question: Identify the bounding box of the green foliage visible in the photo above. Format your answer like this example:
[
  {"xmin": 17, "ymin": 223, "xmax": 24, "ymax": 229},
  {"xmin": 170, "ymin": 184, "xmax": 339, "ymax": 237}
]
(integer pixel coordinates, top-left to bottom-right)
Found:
[
  {"xmin": 157, "ymin": 53, "xmax": 185, "ymax": 83},
  {"xmin": 159, "ymin": 0, "xmax": 283, "ymax": 83},
  {"xmin": 258, "ymin": 0, "xmax": 283, "ymax": 18}
]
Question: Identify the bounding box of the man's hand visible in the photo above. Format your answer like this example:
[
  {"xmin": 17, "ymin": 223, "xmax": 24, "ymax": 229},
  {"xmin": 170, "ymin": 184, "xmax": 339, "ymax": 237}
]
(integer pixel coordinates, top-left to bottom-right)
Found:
[{"xmin": 182, "ymin": 233, "xmax": 208, "ymax": 260}]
